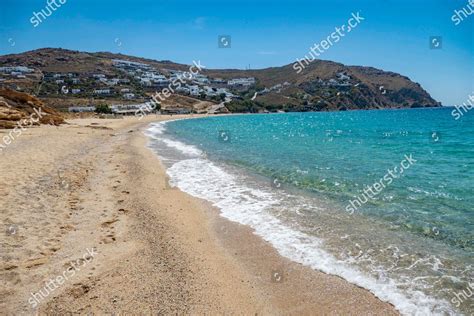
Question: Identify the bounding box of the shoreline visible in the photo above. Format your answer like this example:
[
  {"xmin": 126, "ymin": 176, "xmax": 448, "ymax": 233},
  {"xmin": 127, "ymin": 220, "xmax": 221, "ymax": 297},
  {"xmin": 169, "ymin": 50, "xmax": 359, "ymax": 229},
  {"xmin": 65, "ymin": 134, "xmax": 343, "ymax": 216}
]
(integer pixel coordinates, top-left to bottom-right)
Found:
[{"xmin": 0, "ymin": 115, "xmax": 397, "ymax": 314}]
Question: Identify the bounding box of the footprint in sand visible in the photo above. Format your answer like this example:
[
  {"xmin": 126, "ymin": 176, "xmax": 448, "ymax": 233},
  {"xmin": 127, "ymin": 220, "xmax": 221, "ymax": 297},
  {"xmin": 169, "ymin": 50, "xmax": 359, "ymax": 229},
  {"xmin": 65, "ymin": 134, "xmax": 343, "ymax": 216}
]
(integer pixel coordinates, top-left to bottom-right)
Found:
[
  {"xmin": 100, "ymin": 219, "xmax": 119, "ymax": 228},
  {"xmin": 24, "ymin": 257, "xmax": 48, "ymax": 269},
  {"xmin": 99, "ymin": 218, "xmax": 119, "ymax": 244}
]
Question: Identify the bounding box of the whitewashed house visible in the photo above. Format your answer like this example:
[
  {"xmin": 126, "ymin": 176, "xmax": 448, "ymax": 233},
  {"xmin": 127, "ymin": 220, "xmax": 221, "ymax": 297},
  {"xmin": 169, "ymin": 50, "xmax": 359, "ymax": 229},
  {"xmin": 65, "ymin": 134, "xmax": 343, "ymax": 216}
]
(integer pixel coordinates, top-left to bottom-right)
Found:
[
  {"xmin": 94, "ymin": 89, "xmax": 111, "ymax": 95},
  {"xmin": 227, "ymin": 77, "xmax": 256, "ymax": 87},
  {"xmin": 188, "ymin": 85, "xmax": 200, "ymax": 96},
  {"xmin": 68, "ymin": 106, "xmax": 96, "ymax": 112},
  {"xmin": 123, "ymin": 93, "xmax": 135, "ymax": 99}
]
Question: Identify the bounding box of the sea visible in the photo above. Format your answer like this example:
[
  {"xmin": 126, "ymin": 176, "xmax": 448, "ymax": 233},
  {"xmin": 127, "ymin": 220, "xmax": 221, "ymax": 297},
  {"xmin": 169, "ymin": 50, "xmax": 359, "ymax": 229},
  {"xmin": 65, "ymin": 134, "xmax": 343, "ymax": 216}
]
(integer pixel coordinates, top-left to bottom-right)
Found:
[{"xmin": 145, "ymin": 107, "xmax": 473, "ymax": 315}]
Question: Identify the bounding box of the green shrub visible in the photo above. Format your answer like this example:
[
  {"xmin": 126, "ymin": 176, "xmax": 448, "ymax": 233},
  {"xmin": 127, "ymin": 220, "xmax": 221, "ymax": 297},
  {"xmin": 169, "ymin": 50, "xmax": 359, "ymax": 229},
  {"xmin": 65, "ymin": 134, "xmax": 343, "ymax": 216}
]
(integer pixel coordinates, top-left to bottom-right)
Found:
[{"xmin": 95, "ymin": 104, "xmax": 112, "ymax": 114}]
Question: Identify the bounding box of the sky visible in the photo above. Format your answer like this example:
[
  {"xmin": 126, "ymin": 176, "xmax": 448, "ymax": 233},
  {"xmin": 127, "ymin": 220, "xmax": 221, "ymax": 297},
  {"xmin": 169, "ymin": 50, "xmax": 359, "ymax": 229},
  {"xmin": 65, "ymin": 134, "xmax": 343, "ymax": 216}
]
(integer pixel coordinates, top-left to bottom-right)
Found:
[{"xmin": 0, "ymin": 0, "xmax": 473, "ymax": 105}]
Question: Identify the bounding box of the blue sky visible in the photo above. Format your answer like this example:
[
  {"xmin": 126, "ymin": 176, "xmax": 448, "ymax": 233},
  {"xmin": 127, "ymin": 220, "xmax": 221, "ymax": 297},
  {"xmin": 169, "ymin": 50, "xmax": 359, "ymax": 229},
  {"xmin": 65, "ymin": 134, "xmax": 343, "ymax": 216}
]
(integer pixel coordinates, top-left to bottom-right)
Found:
[{"xmin": 0, "ymin": 0, "xmax": 472, "ymax": 105}]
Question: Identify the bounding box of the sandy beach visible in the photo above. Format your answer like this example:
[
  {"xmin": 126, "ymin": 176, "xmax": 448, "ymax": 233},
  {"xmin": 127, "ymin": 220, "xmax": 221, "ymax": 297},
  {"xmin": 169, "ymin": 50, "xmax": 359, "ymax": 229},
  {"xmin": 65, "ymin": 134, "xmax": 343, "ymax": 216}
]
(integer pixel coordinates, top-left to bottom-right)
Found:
[{"xmin": 0, "ymin": 115, "xmax": 398, "ymax": 315}]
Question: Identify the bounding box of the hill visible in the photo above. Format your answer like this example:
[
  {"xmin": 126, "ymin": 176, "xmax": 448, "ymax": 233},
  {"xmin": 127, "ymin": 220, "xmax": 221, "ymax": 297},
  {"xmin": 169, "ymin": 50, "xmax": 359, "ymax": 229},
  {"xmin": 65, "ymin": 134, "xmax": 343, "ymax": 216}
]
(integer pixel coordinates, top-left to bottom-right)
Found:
[{"xmin": 0, "ymin": 48, "xmax": 441, "ymax": 113}]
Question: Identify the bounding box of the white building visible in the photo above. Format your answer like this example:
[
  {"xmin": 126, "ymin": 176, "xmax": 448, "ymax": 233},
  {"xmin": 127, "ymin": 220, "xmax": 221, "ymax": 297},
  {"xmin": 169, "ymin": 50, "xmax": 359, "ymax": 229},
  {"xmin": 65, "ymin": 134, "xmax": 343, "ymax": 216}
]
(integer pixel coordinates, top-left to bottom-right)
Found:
[
  {"xmin": 100, "ymin": 78, "xmax": 119, "ymax": 85},
  {"xmin": 203, "ymin": 86, "xmax": 217, "ymax": 97},
  {"xmin": 94, "ymin": 89, "xmax": 111, "ymax": 94},
  {"xmin": 153, "ymin": 79, "xmax": 170, "ymax": 87},
  {"xmin": 111, "ymin": 104, "xmax": 144, "ymax": 111},
  {"xmin": 188, "ymin": 85, "xmax": 200, "ymax": 96},
  {"xmin": 123, "ymin": 93, "xmax": 135, "ymax": 99},
  {"xmin": 0, "ymin": 66, "xmax": 34, "ymax": 74},
  {"xmin": 68, "ymin": 106, "xmax": 96, "ymax": 112},
  {"xmin": 193, "ymin": 74, "xmax": 209, "ymax": 84},
  {"xmin": 176, "ymin": 86, "xmax": 190, "ymax": 94},
  {"xmin": 112, "ymin": 59, "xmax": 151, "ymax": 70},
  {"xmin": 216, "ymin": 87, "xmax": 234, "ymax": 97},
  {"xmin": 227, "ymin": 77, "xmax": 256, "ymax": 87},
  {"xmin": 337, "ymin": 72, "xmax": 351, "ymax": 81}
]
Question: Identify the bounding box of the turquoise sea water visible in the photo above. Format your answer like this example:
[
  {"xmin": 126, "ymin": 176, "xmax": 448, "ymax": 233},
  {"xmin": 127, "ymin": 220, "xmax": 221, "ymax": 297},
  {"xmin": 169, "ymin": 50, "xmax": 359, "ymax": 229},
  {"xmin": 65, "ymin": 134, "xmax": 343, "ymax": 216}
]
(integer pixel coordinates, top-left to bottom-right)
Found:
[{"xmin": 146, "ymin": 108, "xmax": 473, "ymax": 315}]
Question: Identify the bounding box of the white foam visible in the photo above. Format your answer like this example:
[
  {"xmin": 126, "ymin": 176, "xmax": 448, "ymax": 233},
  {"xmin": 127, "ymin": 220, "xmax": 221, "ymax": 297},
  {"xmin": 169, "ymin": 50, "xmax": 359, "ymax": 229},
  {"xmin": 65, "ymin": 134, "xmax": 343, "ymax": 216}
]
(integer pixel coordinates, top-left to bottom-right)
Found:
[
  {"xmin": 145, "ymin": 121, "xmax": 166, "ymax": 137},
  {"xmin": 161, "ymin": 139, "xmax": 203, "ymax": 157},
  {"xmin": 165, "ymin": 157, "xmax": 455, "ymax": 315},
  {"xmin": 145, "ymin": 121, "xmax": 203, "ymax": 157},
  {"xmin": 145, "ymin": 122, "xmax": 457, "ymax": 316}
]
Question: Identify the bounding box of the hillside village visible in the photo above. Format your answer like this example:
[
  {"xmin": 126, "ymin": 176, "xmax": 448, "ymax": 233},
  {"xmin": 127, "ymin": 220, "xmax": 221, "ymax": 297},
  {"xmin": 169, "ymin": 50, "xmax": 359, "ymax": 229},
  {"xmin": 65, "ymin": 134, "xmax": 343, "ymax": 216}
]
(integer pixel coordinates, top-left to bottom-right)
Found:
[
  {"xmin": 0, "ymin": 49, "xmax": 440, "ymax": 115},
  {"xmin": 0, "ymin": 61, "xmax": 358, "ymax": 114},
  {"xmin": 0, "ymin": 59, "xmax": 259, "ymax": 115}
]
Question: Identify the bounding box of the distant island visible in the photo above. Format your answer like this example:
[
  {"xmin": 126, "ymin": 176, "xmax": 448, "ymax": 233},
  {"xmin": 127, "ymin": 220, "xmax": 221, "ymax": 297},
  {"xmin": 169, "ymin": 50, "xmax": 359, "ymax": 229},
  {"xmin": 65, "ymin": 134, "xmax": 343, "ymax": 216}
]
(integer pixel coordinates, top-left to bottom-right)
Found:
[{"xmin": 0, "ymin": 48, "xmax": 441, "ymax": 114}]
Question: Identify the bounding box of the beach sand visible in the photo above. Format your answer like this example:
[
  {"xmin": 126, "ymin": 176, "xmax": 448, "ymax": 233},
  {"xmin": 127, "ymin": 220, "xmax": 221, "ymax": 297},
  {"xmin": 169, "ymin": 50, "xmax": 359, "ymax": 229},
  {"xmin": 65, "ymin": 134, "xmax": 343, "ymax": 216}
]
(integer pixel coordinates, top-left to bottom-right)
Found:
[{"xmin": 0, "ymin": 115, "xmax": 398, "ymax": 315}]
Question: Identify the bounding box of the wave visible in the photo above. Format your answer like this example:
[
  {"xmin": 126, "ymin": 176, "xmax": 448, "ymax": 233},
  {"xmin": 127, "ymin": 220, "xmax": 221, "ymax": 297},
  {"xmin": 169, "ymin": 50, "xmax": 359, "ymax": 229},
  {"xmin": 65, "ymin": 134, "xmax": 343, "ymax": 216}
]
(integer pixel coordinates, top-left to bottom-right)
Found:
[{"xmin": 145, "ymin": 121, "xmax": 457, "ymax": 316}]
